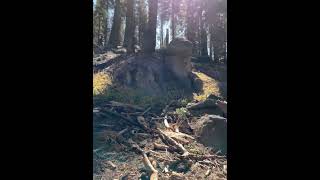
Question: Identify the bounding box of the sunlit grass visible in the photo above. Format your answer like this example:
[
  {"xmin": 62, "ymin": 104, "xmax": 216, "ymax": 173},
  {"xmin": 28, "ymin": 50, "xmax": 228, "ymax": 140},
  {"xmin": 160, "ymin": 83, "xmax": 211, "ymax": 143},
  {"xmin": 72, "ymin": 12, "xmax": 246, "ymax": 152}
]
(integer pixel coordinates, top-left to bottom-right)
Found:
[
  {"xmin": 93, "ymin": 71, "xmax": 221, "ymax": 107},
  {"xmin": 93, "ymin": 72, "xmax": 112, "ymax": 95},
  {"xmin": 192, "ymin": 71, "xmax": 220, "ymax": 101}
]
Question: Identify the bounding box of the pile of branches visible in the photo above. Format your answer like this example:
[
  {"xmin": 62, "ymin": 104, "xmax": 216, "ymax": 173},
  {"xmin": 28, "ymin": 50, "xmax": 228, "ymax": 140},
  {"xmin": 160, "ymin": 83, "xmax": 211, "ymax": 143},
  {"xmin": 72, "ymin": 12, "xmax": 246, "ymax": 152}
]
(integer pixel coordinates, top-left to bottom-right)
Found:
[{"xmin": 93, "ymin": 99, "xmax": 227, "ymax": 179}]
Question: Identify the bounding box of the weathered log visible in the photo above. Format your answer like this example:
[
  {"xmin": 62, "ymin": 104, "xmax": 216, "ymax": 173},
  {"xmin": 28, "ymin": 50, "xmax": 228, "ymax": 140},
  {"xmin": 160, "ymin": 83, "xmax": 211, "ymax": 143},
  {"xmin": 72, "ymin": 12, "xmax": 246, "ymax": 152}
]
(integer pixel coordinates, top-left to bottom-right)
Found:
[
  {"xmin": 137, "ymin": 116, "xmax": 151, "ymax": 132},
  {"xmin": 153, "ymin": 142, "xmax": 177, "ymax": 152},
  {"xmin": 100, "ymin": 108, "xmax": 142, "ymax": 128},
  {"xmin": 169, "ymin": 171, "xmax": 186, "ymax": 180},
  {"xmin": 106, "ymin": 161, "xmax": 117, "ymax": 170},
  {"xmin": 157, "ymin": 129, "xmax": 189, "ymax": 156},
  {"xmin": 161, "ymin": 101, "xmax": 175, "ymax": 116},
  {"xmin": 128, "ymin": 139, "xmax": 159, "ymax": 178},
  {"xmin": 108, "ymin": 101, "xmax": 144, "ymax": 111},
  {"xmin": 186, "ymin": 98, "xmax": 217, "ymax": 110}
]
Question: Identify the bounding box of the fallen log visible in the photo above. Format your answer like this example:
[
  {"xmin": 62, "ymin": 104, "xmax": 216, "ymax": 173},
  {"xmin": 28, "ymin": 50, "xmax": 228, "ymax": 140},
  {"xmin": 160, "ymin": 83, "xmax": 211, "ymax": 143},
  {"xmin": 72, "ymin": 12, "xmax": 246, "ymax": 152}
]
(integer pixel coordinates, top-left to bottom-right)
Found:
[
  {"xmin": 100, "ymin": 108, "xmax": 142, "ymax": 128},
  {"xmin": 108, "ymin": 101, "xmax": 144, "ymax": 111},
  {"xmin": 141, "ymin": 106, "xmax": 152, "ymax": 115},
  {"xmin": 178, "ymin": 153, "xmax": 225, "ymax": 161},
  {"xmin": 161, "ymin": 100, "xmax": 175, "ymax": 116},
  {"xmin": 137, "ymin": 116, "xmax": 151, "ymax": 132},
  {"xmin": 106, "ymin": 161, "xmax": 117, "ymax": 170},
  {"xmin": 186, "ymin": 99, "xmax": 217, "ymax": 110},
  {"xmin": 153, "ymin": 142, "xmax": 177, "ymax": 152},
  {"xmin": 157, "ymin": 129, "xmax": 189, "ymax": 157},
  {"xmin": 169, "ymin": 171, "xmax": 186, "ymax": 180},
  {"xmin": 128, "ymin": 139, "xmax": 159, "ymax": 180}
]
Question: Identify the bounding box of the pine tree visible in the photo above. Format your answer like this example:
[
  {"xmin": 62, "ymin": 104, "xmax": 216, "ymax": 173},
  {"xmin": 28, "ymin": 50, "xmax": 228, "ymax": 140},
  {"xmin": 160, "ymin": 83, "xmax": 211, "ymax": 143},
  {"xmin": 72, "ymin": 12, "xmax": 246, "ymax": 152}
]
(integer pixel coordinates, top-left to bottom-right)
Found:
[
  {"xmin": 143, "ymin": 0, "xmax": 158, "ymax": 53},
  {"xmin": 186, "ymin": 0, "xmax": 198, "ymax": 54},
  {"xmin": 123, "ymin": 0, "xmax": 135, "ymax": 53},
  {"xmin": 165, "ymin": 28, "xmax": 169, "ymax": 47},
  {"xmin": 108, "ymin": 0, "xmax": 125, "ymax": 48},
  {"xmin": 137, "ymin": 0, "xmax": 148, "ymax": 49},
  {"xmin": 200, "ymin": 0, "xmax": 208, "ymax": 56},
  {"xmin": 159, "ymin": 0, "xmax": 170, "ymax": 48},
  {"xmin": 93, "ymin": 0, "xmax": 107, "ymax": 48},
  {"xmin": 171, "ymin": 0, "xmax": 176, "ymax": 39}
]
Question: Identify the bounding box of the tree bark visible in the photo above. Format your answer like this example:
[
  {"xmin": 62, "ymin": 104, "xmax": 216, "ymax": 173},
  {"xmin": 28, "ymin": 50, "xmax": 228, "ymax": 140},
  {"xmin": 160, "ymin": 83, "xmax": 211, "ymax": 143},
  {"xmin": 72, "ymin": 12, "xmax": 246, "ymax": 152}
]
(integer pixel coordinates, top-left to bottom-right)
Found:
[
  {"xmin": 143, "ymin": 0, "xmax": 158, "ymax": 53},
  {"xmin": 160, "ymin": 17, "xmax": 164, "ymax": 48},
  {"xmin": 186, "ymin": 0, "xmax": 196, "ymax": 54},
  {"xmin": 200, "ymin": 1, "xmax": 208, "ymax": 56},
  {"xmin": 165, "ymin": 28, "xmax": 169, "ymax": 47},
  {"xmin": 103, "ymin": 1, "xmax": 109, "ymax": 49},
  {"xmin": 108, "ymin": 0, "xmax": 125, "ymax": 48},
  {"xmin": 138, "ymin": 0, "xmax": 148, "ymax": 48},
  {"xmin": 123, "ymin": 0, "xmax": 135, "ymax": 53},
  {"xmin": 171, "ymin": 0, "xmax": 176, "ymax": 39},
  {"xmin": 98, "ymin": 16, "xmax": 102, "ymax": 46}
]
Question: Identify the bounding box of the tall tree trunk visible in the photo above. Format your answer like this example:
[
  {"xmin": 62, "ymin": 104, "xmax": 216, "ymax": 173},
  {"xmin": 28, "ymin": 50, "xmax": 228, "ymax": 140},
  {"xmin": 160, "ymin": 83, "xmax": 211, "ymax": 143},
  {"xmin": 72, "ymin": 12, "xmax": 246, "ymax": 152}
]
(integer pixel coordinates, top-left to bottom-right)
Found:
[
  {"xmin": 138, "ymin": 0, "xmax": 148, "ymax": 49},
  {"xmin": 143, "ymin": 0, "xmax": 158, "ymax": 53},
  {"xmin": 209, "ymin": 25, "xmax": 213, "ymax": 59},
  {"xmin": 98, "ymin": 16, "xmax": 102, "ymax": 46},
  {"xmin": 194, "ymin": 3, "xmax": 201, "ymax": 56},
  {"xmin": 103, "ymin": 1, "xmax": 109, "ymax": 49},
  {"xmin": 171, "ymin": 0, "xmax": 176, "ymax": 39},
  {"xmin": 200, "ymin": 1, "xmax": 208, "ymax": 56},
  {"xmin": 165, "ymin": 28, "xmax": 169, "ymax": 47},
  {"xmin": 160, "ymin": 17, "xmax": 163, "ymax": 48},
  {"xmin": 108, "ymin": 0, "xmax": 125, "ymax": 48},
  {"xmin": 186, "ymin": 0, "xmax": 196, "ymax": 54},
  {"xmin": 123, "ymin": 0, "xmax": 135, "ymax": 53}
]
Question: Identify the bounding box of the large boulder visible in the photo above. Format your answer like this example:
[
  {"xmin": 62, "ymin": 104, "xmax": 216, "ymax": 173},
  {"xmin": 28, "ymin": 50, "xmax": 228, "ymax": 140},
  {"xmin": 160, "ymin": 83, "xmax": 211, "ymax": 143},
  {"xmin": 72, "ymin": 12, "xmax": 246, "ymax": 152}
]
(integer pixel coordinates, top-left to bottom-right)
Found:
[{"xmin": 192, "ymin": 115, "xmax": 227, "ymax": 155}]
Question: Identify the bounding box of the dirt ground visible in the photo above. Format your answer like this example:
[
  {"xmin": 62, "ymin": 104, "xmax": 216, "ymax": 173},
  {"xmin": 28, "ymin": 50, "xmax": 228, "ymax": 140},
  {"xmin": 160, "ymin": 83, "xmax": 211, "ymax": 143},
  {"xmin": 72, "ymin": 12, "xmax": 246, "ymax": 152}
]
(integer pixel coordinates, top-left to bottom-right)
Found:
[
  {"xmin": 93, "ymin": 51, "xmax": 227, "ymax": 180},
  {"xmin": 93, "ymin": 100, "xmax": 227, "ymax": 180}
]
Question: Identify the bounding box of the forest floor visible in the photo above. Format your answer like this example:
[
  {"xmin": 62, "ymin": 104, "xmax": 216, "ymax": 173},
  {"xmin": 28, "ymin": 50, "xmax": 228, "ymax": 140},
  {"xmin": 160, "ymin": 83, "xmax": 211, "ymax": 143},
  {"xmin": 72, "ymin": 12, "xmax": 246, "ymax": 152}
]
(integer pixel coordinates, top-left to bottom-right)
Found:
[{"xmin": 93, "ymin": 51, "xmax": 227, "ymax": 180}]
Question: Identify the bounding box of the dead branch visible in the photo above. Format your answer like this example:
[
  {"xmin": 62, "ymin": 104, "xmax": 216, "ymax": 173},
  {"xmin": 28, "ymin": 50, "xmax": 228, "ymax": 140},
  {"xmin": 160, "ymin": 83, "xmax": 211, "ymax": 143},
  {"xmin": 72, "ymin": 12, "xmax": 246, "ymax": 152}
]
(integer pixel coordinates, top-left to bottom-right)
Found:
[
  {"xmin": 142, "ymin": 106, "xmax": 152, "ymax": 115},
  {"xmin": 95, "ymin": 124, "xmax": 114, "ymax": 128},
  {"xmin": 164, "ymin": 116, "xmax": 171, "ymax": 129},
  {"xmin": 205, "ymin": 169, "xmax": 211, "ymax": 177},
  {"xmin": 186, "ymin": 99, "xmax": 217, "ymax": 110},
  {"xmin": 150, "ymin": 172, "xmax": 159, "ymax": 180},
  {"xmin": 157, "ymin": 129, "xmax": 189, "ymax": 157},
  {"xmin": 108, "ymin": 101, "xmax": 144, "ymax": 111},
  {"xmin": 153, "ymin": 142, "xmax": 169, "ymax": 150},
  {"xmin": 152, "ymin": 117, "xmax": 164, "ymax": 120},
  {"xmin": 101, "ymin": 108, "xmax": 142, "ymax": 128},
  {"xmin": 161, "ymin": 100, "xmax": 175, "ymax": 116},
  {"xmin": 166, "ymin": 131, "xmax": 195, "ymax": 140},
  {"xmin": 170, "ymin": 171, "xmax": 186, "ymax": 180},
  {"xmin": 198, "ymin": 160, "xmax": 215, "ymax": 166},
  {"xmin": 118, "ymin": 128, "xmax": 128, "ymax": 135},
  {"xmin": 148, "ymin": 150, "xmax": 178, "ymax": 162},
  {"xmin": 153, "ymin": 142, "xmax": 177, "ymax": 152},
  {"xmin": 106, "ymin": 161, "xmax": 117, "ymax": 170},
  {"xmin": 179, "ymin": 153, "xmax": 220, "ymax": 161},
  {"xmin": 121, "ymin": 112, "xmax": 142, "ymax": 115},
  {"xmin": 128, "ymin": 139, "xmax": 159, "ymax": 177},
  {"xmin": 137, "ymin": 116, "xmax": 151, "ymax": 132},
  {"xmin": 142, "ymin": 153, "xmax": 158, "ymax": 173}
]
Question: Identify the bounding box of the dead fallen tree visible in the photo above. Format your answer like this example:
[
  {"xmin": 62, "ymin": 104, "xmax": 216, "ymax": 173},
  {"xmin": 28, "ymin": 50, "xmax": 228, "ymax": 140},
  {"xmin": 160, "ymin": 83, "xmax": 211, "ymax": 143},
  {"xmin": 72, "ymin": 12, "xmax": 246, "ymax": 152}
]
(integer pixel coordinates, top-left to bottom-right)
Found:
[{"xmin": 128, "ymin": 139, "xmax": 159, "ymax": 180}]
